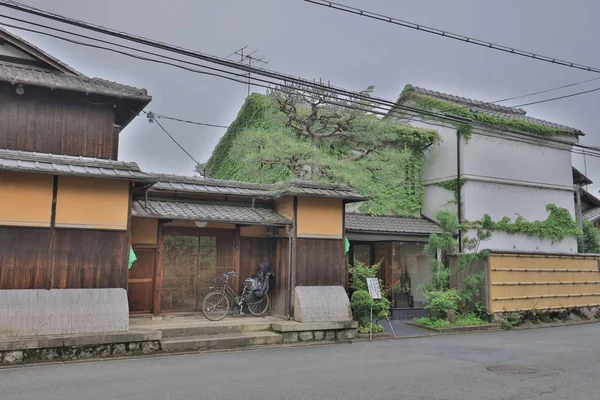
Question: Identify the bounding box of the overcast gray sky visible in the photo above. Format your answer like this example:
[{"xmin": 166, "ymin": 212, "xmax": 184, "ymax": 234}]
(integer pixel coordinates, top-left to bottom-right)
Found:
[{"xmin": 4, "ymin": 0, "xmax": 600, "ymax": 190}]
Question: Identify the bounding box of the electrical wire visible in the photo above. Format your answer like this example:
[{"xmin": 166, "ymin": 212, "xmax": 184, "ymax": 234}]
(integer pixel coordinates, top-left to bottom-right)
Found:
[
  {"xmin": 493, "ymin": 76, "xmax": 600, "ymax": 103},
  {"xmin": 141, "ymin": 110, "xmax": 202, "ymax": 166},
  {"xmin": 301, "ymin": 0, "xmax": 600, "ymax": 75},
  {"xmin": 2, "ymin": 12, "xmax": 600, "ymax": 161},
  {"xmin": 510, "ymin": 85, "xmax": 600, "ymax": 107},
  {"xmin": 151, "ymin": 113, "xmax": 229, "ymax": 129}
]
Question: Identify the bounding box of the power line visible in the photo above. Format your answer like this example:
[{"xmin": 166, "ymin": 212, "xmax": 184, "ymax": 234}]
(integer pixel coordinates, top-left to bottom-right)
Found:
[
  {"xmin": 2, "ymin": 10, "xmax": 600, "ymax": 162},
  {"xmin": 151, "ymin": 113, "xmax": 229, "ymax": 128},
  {"xmin": 493, "ymin": 76, "xmax": 600, "ymax": 103},
  {"xmin": 301, "ymin": 0, "xmax": 600, "ymax": 74},
  {"xmin": 510, "ymin": 85, "xmax": 600, "ymax": 107},
  {"xmin": 142, "ymin": 111, "xmax": 202, "ymax": 166}
]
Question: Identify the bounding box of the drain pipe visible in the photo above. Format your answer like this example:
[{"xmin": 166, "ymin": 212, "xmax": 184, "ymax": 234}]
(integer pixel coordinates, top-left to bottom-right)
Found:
[
  {"xmin": 285, "ymin": 223, "xmax": 294, "ymax": 320},
  {"xmin": 456, "ymin": 130, "xmax": 463, "ymax": 252}
]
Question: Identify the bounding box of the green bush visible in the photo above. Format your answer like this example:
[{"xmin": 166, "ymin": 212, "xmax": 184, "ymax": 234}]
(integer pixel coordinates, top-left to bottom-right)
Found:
[
  {"xmin": 350, "ymin": 290, "xmax": 374, "ymax": 326},
  {"xmin": 500, "ymin": 312, "xmax": 523, "ymax": 330},
  {"xmin": 423, "ymin": 289, "xmax": 460, "ymax": 319},
  {"xmin": 413, "ymin": 317, "xmax": 450, "ymax": 328},
  {"xmin": 579, "ymin": 220, "xmax": 600, "ymax": 253},
  {"xmin": 357, "ymin": 322, "xmax": 384, "ymax": 334},
  {"xmin": 348, "ymin": 260, "xmax": 390, "ymax": 322},
  {"xmin": 348, "ymin": 260, "xmax": 383, "ymax": 292},
  {"xmin": 454, "ymin": 311, "xmax": 486, "ymax": 326}
]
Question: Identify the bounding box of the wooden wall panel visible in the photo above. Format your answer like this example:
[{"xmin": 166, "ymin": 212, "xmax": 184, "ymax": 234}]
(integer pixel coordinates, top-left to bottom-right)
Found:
[
  {"xmin": 488, "ymin": 254, "xmax": 600, "ymax": 313},
  {"xmin": 128, "ymin": 248, "xmax": 156, "ymax": 312},
  {"xmin": 0, "ymin": 227, "xmax": 50, "ymax": 289},
  {"xmin": 0, "ymin": 83, "xmax": 117, "ymax": 159},
  {"xmin": 239, "ymin": 237, "xmax": 272, "ymax": 281},
  {"xmin": 275, "ymin": 196, "xmax": 294, "ymax": 219},
  {"xmin": 131, "ymin": 217, "xmax": 158, "ymax": 245},
  {"xmin": 271, "ymin": 238, "xmax": 290, "ymax": 317},
  {"xmin": 0, "ymin": 172, "xmax": 53, "ymax": 227},
  {"xmin": 296, "ymin": 197, "xmax": 343, "ymax": 238},
  {"xmin": 295, "ymin": 238, "xmax": 345, "ymax": 287},
  {"xmin": 52, "ymin": 229, "xmax": 128, "ymax": 289},
  {"xmin": 55, "ymin": 177, "xmax": 129, "ymax": 230}
]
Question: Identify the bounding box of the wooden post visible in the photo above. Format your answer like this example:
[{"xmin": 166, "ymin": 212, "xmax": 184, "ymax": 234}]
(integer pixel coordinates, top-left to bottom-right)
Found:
[
  {"xmin": 48, "ymin": 175, "xmax": 59, "ymax": 290},
  {"xmin": 152, "ymin": 220, "xmax": 165, "ymax": 316},
  {"xmin": 233, "ymin": 225, "xmax": 241, "ymax": 293}
]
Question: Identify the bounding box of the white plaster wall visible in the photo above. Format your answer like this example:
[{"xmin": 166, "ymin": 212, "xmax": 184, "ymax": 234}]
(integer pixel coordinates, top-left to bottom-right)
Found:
[
  {"xmin": 0, "ymin": 43, "xmax": 35, "ymax": 60},
  {"xmin": 409, "ymin": 120, "xmax": 458, "ymax": 183},
  {"xmin": 463, "ymin": 181, "xmax": 577, "ymax": 252},
  {"xmin": 469, "ymin": 229, "xmax": 578, "ymax": 253},
  {"xmin": 422, "ymin": 185, "xmax": 455, "ymax": 222},
  {"xmin": 461, "ymin": 130, "xmax": 573, "ymax": 187}
]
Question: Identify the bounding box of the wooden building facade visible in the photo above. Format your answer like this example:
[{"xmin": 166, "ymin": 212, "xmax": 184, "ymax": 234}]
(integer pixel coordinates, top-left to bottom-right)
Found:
[
  {"xmin": 128, "ymin": 176, "xmax": 364, "ymax": 317},
  {"xmin": 0, "ymin": 28, "xmax": 152, "ymax": 294}
]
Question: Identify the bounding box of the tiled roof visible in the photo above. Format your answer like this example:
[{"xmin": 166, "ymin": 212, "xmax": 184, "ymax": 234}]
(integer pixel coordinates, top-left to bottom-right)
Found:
[
  {"xmin": 345, "ymin": 213, "xmax": 443, "ymax": 235},
  {"xmin": 285, "ymin": 180, "xmax": 367, "ymax": 201},
  {"xmin": 0, "ymin": 149, "xmax": 156, "ymax": 182},
  {"xmin": 0, "ymin": 62, "xmax": 151, "ymax": 102},
  {"xmin": 0, "ymin": 27, "xmax": 82, "ymax": 76},
  {"xmin": 573, "ymin": 167, "xmax": 593, "ymax": 185},
  {"xmin": 583, "ymin": 207, "xmax": 600, "ymax": 223},
  {"xmin": 151, "ymin": 175, "xmax": 366, "ymax": 201},
  {"xmin": 401, "ymin": 85, "xmax": 581, "ymax": 134},
  {"xmin": 132, "ymin": 200, "xmax": 291, "ymax": 226}
]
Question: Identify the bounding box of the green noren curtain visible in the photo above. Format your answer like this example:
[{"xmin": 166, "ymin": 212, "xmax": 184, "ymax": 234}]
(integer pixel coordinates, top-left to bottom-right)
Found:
[{"xmin": 128, "ymin": 246, "xmax": 137, "ymax": 269}]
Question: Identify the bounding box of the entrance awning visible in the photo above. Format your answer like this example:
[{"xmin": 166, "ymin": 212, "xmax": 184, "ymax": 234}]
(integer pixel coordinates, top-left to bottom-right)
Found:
[{"xmin": 132, "ymin": 199, "xmax": 291, "ymax": 226}]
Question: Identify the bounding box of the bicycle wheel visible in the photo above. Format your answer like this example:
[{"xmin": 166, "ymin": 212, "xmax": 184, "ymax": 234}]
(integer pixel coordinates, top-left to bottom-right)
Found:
[
  {"xmin": 202, "ymin": 291, "xmax": 230, "ymax": 321},
  {"xmin": 247, "ymin": 294, "xmax": 270, "ymax": 316}
]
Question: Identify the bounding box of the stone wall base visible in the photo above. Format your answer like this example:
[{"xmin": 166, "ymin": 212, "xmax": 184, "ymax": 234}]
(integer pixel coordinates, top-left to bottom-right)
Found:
[
  {"xmin": 0, "ymin": 341, "xmax": 161, "ymax": 366},
  {"xmin": 281, "ymin": 329, "xmax": 357, "ymax": 344}
]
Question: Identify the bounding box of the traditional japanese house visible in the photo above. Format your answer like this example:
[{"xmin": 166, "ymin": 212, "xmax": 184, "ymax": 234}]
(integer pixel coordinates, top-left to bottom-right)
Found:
[
  {"xmin": 128, "ymin": 175, "xmax": 365, "ymax": 317},
  {"xmin": 0, "ymin": 27, "xmax": 152, "ymax": 294}
]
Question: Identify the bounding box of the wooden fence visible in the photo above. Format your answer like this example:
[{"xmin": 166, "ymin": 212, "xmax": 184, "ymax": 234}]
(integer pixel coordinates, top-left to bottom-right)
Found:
[{"xmin": 488, "ymin": 252, "xmax": 600, "ymax": 313}]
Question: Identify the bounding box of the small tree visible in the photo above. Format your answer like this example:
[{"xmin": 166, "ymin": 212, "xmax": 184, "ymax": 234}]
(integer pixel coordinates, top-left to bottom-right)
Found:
[
  {"xmin": 348, "ymin": 260, "xmax": 390, "ymax": 324},
  {"xmin": 421, "ymin": 211, "xmax": 491, "ymax": 318}
]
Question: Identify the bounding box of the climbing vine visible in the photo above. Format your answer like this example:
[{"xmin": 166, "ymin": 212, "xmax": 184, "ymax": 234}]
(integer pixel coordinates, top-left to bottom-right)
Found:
[
  {"xmin": 397, "ymin": 85, "xmax": 578, "ymax": 138},
  {"xmin": 437, "ymin": 178, "xmax": 467, "ymax": 205},
  {"xmin": 205, "ymin": 91, "xmax": 439, "ymax": 216},
  {"xmin": 465, "ymin": 204, "xmax": 581, "ymax": 243}
]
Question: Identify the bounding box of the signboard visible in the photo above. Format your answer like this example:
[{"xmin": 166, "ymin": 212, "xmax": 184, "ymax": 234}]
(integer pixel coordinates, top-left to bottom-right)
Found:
[{"xmin": 366, "ymin": 278, "xmax": 381, "ymax": 299}]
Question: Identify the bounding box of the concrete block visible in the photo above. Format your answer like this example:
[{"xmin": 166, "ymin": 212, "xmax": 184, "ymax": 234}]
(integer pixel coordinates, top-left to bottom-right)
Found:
[
  {"xmin": 281, "ymin": 332, "xmax": 299, "ymax": 344},
  {"xmin": 2, "ymin": 351, "xmax": 23, "ymax": 364},
  {"xmin": 112, "ymin": 344, "xmax": 127, "ymax": 355},
  {"xmin": 294, "ymin": 286, "xmax": 352, "ymax": 323},
  {"xmin": 271, "ymin": 321, "xmax": 358, "ymax": 332},
  {"xmin": 325, "ymin": 331, "xmax": 336, "ymax": 341},
  {"xmin": 298, "ymin": 332, "xmax": 313, "ymax": 342},
  {"xmin": 313, "ymin": 331, "xmax": 325, "ymax": 341},
  {"xmin": 0, "ymin": 289, "xmax": 129, "ymax": 338}
]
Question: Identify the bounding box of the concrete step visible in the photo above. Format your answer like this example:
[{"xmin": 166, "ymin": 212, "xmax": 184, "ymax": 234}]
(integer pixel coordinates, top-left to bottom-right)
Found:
[
  {"xmin": 160, "ymin": 321, "xmax": 273, "ymax": 338},
  {"xmin": 161, "ymin": 331, "xmax": 282, "ymax": 351}
]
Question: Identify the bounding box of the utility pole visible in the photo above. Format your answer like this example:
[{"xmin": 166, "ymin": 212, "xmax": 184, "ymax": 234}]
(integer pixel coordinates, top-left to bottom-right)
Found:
[{"xmin": 227, "ymin": 46, "xmax": 269, "ymax": 97}]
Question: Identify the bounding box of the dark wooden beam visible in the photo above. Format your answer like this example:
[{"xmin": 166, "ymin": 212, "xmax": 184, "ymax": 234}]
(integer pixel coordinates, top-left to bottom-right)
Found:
[{"xmin": 153, "ymin": 221, "xmax": 165, "ymax": 316}]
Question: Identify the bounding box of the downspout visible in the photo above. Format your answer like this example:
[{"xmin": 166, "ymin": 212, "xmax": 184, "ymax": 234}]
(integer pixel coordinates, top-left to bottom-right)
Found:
[
  {"xmin": 456, "ymin": 131, "xmax": 463, "ymax": 252},
  {"xmin": 285, "ymin": 223, "xmax": 294, "ymax": 320},
  {"xmin": 575, "ymin": 184, "xmax": 583, "ymax": 230}
]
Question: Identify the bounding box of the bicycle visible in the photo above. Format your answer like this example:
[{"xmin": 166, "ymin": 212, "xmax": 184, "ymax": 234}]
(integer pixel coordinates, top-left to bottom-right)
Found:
[{"xmin": 202, "ymin": 271, "xmax": 270, "ymax": 321}]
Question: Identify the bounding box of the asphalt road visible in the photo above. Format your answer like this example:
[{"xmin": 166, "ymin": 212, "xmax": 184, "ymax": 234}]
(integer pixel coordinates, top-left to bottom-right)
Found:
[{"xmin": 2, "ymin": 324, "xmax": 600, "ymax": 400}]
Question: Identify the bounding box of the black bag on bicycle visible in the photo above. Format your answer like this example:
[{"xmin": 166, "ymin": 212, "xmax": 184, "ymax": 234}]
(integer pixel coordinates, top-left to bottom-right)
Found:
[{"xmin": 250, "ymin": 262, "xmax": 273, "ymax": 299}]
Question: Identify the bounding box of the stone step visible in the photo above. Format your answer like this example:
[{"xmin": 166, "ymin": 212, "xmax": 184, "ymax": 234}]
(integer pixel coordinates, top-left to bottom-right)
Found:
[
  {"xmin": 160, "ymin": 331, "xmax": 282, "ymax": 351},
  {"xmin": 159, "ymin": 321, "xmax": 273, "ymax": 338}
]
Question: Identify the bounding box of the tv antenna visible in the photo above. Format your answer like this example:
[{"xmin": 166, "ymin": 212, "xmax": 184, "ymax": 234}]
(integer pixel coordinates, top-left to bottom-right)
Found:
[{"xmin": 226, "ymin": 46, "xmax": 269, "ymax": 96}]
